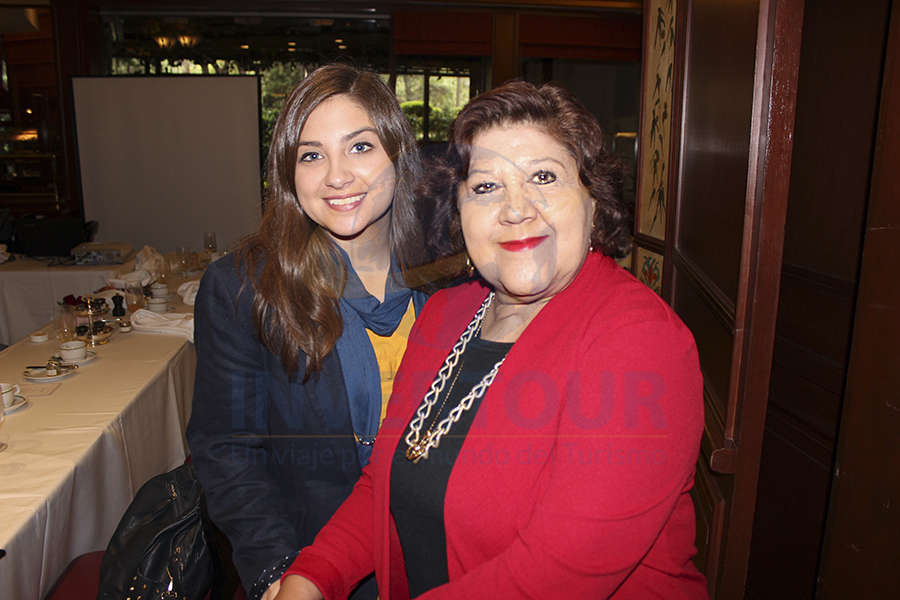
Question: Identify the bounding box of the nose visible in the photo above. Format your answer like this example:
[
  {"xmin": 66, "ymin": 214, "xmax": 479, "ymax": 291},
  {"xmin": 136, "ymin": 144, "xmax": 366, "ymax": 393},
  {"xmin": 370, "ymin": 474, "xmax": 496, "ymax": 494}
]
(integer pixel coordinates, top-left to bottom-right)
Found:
[
  {"xmin": 498, "ymin": 180, "xmax": 538, "ymax": 225},
  {"xmin": 325, "ymin": 155, "xmax": 354, "ymax": 188}
]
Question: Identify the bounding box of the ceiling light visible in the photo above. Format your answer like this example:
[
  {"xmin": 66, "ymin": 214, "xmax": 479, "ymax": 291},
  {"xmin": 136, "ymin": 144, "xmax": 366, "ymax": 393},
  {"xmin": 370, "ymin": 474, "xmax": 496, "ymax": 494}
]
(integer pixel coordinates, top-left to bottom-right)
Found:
[
  {"xmin": 338, "ymin": 45, "xmax": 348, "ymax": 50},
  {"xmin": 25, "ymin": 108, "xmax": 32, "ymax": 115},
  {"xmin": 240, "ymin": 44, "xmax": 249, "ymax": 50},
  {"xmin": 287, "ymin": 41, "xmax": 296, "ymax": 46},
  {"xmin": 14, "ymin": 129, "xmax": 37, "ymax": 141},
  {"xmin": 154, "ymin": 36, "xmax": 175, "ymax": 49},
  {"xmin": 177, "ymin": 35, "xmax": 199, "ymax": 48},
  {"xmin": 335, "ymin": 38, "xmax": 344, "ymax": 44},
  {"xmin": 287, "ymin": 48, "xmax": 296, "ymax": 52}
]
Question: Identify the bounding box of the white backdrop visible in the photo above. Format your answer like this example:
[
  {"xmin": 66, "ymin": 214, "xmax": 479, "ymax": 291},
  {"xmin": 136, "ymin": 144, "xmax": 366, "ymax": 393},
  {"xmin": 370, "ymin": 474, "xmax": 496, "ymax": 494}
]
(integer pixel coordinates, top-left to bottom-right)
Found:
[{"xmin": 73, "ymin": 76, "xmax": 262, "ymax": 254}]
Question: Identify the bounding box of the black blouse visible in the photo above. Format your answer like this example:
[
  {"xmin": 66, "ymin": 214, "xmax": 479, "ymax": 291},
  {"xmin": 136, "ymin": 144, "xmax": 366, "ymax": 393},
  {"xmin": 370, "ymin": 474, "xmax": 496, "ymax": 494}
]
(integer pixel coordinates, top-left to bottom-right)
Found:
[{"xmin": 390, "ymin": 336, "xmax": 513, "ymax": 597}]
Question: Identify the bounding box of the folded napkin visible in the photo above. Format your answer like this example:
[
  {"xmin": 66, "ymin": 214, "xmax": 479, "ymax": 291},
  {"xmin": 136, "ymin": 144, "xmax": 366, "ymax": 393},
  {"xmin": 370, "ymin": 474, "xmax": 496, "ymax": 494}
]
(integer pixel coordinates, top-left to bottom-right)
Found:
[
  {"xmin": 131, "ymin": 309, "xmax": 194, "ymax": 342},
  {"xmin": 177, "ymin": 280, "xmax": 200, "ymax": 306},
  {"xmin": 108, "ymin": 269, "xmax": 152, "ymax": 289}
]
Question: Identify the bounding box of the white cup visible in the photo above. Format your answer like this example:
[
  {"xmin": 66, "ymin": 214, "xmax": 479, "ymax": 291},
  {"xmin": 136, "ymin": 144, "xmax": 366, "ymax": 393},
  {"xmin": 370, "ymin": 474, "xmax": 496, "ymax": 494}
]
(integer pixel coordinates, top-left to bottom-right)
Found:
[
  {"xmin": 147, "ymin": 297, "xmax": 168, "ymax": 313},
  {"xmin": 59, "ymin": 340, "xmax": 87, "ymax": 361},
  {"xmin": 1, "ymin": 382, "xmax": 20, "ymax": 409},
  {"xmin": 150, "ymin": 283, "xmax": 169, "ymax": 298}
]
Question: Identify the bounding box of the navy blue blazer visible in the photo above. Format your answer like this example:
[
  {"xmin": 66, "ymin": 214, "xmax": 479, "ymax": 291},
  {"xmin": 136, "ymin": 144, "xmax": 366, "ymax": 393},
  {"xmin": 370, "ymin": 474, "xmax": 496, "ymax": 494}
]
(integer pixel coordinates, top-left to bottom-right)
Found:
[{"xmin": 187, "ymin": 256, "xmax": 381, "ymax": 597}]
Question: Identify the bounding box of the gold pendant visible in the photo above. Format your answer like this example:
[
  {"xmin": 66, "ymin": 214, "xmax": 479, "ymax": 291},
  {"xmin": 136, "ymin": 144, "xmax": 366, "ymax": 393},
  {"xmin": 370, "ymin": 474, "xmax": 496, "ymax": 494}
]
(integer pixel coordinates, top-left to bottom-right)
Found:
[{"xmin": 405, "ymin": 435, "xmax": 430, "ymax": 463}]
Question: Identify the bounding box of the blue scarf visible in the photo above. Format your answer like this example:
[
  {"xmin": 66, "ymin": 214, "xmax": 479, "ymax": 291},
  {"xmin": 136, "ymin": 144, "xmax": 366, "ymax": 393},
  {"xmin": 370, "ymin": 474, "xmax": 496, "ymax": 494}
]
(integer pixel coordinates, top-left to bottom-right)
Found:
[{"xmin": 334, "ymin": 248, "xmax": 427, "ymax": 467}]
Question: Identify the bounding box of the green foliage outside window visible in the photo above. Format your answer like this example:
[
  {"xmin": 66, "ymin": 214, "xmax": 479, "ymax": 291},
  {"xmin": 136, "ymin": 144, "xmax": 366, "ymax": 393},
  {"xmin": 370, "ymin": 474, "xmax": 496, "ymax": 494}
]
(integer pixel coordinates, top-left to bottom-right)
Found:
[
  {"xmin": 395, "ymin": 74, "xmax": 469, "ymax": 141},
  {"xmin": 259, "ymin": 62, "xmax": 308, "ymax": 156}
]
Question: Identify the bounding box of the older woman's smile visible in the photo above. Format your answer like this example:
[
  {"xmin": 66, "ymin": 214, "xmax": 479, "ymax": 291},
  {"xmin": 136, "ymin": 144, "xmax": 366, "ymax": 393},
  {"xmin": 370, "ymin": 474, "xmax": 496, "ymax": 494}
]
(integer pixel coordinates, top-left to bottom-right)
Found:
[{"xmin": 498, "ymin": 235, "xmax": 548, "ymax": 251}]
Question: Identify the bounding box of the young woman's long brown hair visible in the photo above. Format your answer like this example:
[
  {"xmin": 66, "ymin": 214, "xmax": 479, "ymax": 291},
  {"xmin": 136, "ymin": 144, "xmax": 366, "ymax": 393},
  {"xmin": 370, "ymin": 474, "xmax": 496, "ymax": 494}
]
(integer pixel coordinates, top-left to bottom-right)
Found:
[{"xmin": 238, "ymin": 64, "xmax": 422, "ymax": 377}]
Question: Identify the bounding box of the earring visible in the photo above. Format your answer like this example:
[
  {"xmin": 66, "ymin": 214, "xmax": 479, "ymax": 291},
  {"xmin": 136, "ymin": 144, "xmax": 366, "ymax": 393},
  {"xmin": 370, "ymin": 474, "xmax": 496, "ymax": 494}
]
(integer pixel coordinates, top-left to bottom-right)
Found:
[{"xmin": 465, "ymin": 253, "xmax": 475, "ymax": 277}]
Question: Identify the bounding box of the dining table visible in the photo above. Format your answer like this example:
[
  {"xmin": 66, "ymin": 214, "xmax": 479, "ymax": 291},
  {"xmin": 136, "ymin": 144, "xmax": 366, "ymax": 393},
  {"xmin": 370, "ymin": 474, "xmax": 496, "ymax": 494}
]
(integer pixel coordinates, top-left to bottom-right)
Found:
[
  {"xmin": 0, "ymin": 258, "xmax": 125, "ymax": 347},
  {"xmin": 0, "ymin": 287, "xmax": 198, "ymax": 600}
]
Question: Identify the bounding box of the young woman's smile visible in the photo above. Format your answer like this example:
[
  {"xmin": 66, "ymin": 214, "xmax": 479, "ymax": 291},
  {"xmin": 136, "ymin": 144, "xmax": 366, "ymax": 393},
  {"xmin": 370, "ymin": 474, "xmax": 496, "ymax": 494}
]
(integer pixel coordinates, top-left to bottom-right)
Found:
[{"xmin": 294, "ymin": 94, "xmax": 396, "ymax": 247}]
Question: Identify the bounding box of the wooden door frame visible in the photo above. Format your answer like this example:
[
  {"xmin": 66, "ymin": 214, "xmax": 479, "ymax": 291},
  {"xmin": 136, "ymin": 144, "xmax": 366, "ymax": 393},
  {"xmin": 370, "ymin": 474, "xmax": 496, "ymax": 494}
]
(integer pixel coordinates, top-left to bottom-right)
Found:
[
  {"xmin": 664, "ymin": 0, "xmax": 805, "ymax": 595},
  {"xmin": 716, "ymin": 1, "xmax": 805, "ymax": 596}
]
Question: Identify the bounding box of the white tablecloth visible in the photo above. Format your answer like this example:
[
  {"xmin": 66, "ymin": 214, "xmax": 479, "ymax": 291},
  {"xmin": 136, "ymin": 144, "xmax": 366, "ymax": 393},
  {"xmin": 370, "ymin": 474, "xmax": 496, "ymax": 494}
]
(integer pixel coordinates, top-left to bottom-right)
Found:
[
  {"xmin": 0, "ymin": 259, "xmax": 121, "ymax": 346},
  {"xmin": 0, "ymin": 324, "xmax": 196, "ymax": 599}
]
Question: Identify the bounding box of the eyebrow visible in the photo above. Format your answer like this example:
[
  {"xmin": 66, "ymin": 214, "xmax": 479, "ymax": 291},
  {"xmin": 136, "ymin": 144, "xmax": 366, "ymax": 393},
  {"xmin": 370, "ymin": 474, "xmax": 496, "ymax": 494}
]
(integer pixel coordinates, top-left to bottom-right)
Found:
[
  {"xmin": 467, "ymin": 156, "xmax": 567, "ymax": 176},
  {"xmin": 297, "ymin": 127, "xmax": 378, "ymax": 147},
  {"xmin": 525, "ymin": 156, "xmax": 567, "ymax": 168}
]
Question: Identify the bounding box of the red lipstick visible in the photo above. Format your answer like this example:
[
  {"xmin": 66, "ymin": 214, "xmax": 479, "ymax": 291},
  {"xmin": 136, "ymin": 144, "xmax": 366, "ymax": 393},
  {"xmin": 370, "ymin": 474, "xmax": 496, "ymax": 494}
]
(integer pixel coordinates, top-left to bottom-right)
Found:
[{"xmin": 498, "ymin": 236, "xmax": 547, "ymax": 252}]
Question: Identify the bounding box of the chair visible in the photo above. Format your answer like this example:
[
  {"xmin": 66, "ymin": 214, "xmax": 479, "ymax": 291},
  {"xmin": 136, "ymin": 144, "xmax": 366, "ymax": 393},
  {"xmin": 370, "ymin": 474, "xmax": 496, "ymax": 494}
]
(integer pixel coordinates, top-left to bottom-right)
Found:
[
  {"xmin": 44, "ymin": 551, "xmax": 104, "ymax": 600},
  {"xmin": 44, "ymin": 455, "xmax": 245, "ymax": 600},
  {"xmin": 44, "ymin": 550, "xmax": 234, "ymax": 600}
]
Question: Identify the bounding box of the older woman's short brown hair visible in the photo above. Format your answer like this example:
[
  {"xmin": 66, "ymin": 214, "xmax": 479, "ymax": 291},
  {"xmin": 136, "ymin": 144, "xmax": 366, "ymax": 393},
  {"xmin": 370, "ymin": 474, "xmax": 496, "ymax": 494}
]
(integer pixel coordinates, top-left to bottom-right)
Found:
[{"xmin": 425, "ymin": 80, "xmax": 631, "ymax": 261}]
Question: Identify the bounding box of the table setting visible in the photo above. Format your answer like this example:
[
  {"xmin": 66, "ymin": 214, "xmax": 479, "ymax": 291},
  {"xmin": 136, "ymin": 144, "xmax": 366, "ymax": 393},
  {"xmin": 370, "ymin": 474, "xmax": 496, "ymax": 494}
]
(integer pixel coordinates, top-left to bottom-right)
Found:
[{"xmin": 0, "ymin": 241, "xmax": 216, "ymax": 599}]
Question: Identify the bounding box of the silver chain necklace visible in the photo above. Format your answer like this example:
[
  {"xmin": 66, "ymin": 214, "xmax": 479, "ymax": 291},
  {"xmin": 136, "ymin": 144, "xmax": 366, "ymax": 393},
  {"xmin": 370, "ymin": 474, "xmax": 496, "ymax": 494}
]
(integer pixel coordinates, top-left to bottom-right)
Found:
[{"xmin": 404, "ymin": 292, "xmax": 506, "ymax": 463}]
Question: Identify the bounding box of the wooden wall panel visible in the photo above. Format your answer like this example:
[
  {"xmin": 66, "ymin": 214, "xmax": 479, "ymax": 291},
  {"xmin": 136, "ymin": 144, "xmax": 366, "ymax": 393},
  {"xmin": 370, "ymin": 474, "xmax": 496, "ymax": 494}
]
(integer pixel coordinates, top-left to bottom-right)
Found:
[
  {"xmin": 672, "ymin": 273, "xmax": 734, "ymax": 424},
  {"xmin": 818, "ymin": 3, "xmax": 900, "ymax": 593},
  {"xmin": 745, "ymin": 0, "xmax": 891, "ymax": 597},
  {"xmin": 491, "ymin": 12, "xmax": 518, "ymax": 85},
  {"xmin": 518, "ymin": 12, "xmax": 640, "ymax": 60},
  {"xmin": 674, "ymin": 0, "xmax": 759, "ymax": 305},
  {"xmin": 691, "ymin": 458, "xmax": 726, "ymax": 586},
  {"xmin": 745, "ymin": 411, "xmax": 832, "ymax": 599},
  {"xmin": 393, "ymin": 10, "xmax": 492, "ymax": 56},
  {"xmin": 780, "ymin": 1, "xmax": 888, "ymax": 282}
]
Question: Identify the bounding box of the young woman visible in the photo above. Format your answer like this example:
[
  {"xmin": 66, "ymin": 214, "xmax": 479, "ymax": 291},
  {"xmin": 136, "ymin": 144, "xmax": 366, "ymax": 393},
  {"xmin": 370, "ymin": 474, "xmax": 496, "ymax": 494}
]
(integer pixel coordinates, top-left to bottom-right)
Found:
[{"xmin": 186, "ymin": 64, "xmax": 427, "ymax": 600}]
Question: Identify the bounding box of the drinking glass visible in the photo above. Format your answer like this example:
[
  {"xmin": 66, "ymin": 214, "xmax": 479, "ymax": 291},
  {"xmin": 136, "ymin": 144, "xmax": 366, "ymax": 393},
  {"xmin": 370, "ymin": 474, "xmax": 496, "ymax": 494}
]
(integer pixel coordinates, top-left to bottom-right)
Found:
[
  {"xmin": 55, "ymin": 305, "xmax": 77, "ymax": 342},
  {"xmin": 203, "ymin": 231, "xmax": 217, "ymax": 256},
  {"xmin": 126, "ymin": 282, "xmax": 144, "ymax": 314},
  {"xmin": 157, "ymin": 255, "xmax": 171, "ymax": 284},
  {"xmin": 176, "ymin": 246, "xmax": 189, "ymax": 277}
]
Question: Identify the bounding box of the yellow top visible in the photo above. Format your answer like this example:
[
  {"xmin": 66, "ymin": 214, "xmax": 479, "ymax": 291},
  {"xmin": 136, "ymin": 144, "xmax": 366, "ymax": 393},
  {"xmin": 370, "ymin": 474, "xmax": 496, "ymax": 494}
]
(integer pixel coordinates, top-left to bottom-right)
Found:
[{"xmin": 366, "ymin": 300, "xmax": 416, "ymax": 423}]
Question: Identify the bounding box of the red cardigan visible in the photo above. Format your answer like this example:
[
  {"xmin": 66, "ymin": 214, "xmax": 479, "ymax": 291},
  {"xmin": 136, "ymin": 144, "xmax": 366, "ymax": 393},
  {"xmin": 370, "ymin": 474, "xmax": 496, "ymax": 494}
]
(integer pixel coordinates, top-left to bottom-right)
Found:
[{"xmin": 285, "ymin": 253, "xmax": 708, "ymax": 599}]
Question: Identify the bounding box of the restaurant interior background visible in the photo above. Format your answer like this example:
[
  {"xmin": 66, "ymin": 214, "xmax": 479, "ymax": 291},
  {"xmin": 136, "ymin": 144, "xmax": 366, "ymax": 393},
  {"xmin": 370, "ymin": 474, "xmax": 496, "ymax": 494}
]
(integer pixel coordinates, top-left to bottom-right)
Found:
[{"xmin": 0, "ymin": 0, "xmax": 896, "ymax": 598}]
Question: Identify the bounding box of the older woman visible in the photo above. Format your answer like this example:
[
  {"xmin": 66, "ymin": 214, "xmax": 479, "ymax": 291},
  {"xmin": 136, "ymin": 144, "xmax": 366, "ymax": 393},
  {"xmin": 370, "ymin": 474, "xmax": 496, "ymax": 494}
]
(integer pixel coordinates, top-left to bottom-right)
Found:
[{"xmin": 276, "ymin": 81, "xmax": 707, "ymax": 599}]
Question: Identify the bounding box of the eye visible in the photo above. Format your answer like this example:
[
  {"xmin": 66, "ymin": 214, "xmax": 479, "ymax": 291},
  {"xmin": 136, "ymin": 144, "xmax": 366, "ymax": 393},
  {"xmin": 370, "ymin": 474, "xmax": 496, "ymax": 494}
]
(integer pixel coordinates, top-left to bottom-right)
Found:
[
  {"xmin": 472, "ymin": 182, "xmax": 497, "ymax": 195},
  {"xmin": 350, "ymin": 141, "xmax": 374, "ymax": 154},
  {"xmin": 531, "ymin": 170, "xmax": 557, "ymax": 185},
  {"xmin": 299, "ymin": 151, "xmax": 322, "ymax": 163}
]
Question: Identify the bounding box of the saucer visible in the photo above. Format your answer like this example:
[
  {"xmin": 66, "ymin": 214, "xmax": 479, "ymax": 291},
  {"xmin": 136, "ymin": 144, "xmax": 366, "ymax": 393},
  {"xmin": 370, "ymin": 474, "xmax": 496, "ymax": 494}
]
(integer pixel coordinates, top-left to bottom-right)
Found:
[
  {"xmin": 54, "ymin": 350, "xmax": 97, "ymax": 367},
  {"xmin": 23, "ymin": 366, "xmax": 77, "ymax": 382},
  {"xmin": 3, "ymin": 394, "xmax": 28, "ymax": 414}
]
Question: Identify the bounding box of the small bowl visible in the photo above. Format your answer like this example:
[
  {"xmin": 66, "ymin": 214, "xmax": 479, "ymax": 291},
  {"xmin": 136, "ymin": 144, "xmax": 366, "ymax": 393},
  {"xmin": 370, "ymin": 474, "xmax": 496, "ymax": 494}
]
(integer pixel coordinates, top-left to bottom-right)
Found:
[
  {"xmin": 150, "ymin": 283, "xmax": 169, "ymax": 298},
  {"xmin": 147, "ymin": 297, "xmax": 168, "ymax": 313},
  {"xmin": 59, "ymin": 340, "xmax": 87, "ymax": 361}
]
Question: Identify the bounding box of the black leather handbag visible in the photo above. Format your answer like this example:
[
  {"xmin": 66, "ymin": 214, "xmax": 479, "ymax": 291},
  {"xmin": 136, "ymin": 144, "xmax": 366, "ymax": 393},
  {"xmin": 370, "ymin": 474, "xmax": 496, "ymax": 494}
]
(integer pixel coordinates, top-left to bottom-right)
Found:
[{"xmin": 97, "ymin": 463, "xmax": 214, "ymax": 600}]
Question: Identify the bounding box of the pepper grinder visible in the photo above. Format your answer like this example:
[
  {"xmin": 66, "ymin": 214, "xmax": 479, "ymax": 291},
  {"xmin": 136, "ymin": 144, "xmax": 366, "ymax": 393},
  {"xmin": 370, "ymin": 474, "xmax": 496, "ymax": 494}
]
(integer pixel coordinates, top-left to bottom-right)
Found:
[{"xmin": 111, "ymin": 294, "xmax": 126, "ymax": 317}]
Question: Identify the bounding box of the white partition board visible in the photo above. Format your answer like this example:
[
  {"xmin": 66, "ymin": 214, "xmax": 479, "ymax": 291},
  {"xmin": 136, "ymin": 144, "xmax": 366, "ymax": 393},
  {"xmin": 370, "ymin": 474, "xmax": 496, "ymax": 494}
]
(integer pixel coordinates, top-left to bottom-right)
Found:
[{"xmin": 73, "ymin": 76, "xmax": 262, "ymax": 254}]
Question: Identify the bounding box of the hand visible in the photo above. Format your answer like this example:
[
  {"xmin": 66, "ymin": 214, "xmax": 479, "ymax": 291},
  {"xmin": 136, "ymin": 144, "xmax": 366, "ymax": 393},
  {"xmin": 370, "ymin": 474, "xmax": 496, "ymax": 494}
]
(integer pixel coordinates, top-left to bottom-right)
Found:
[
  {"xmin": 272, "ymin": 574, "xmax": 324, "ymax": 600},
  {"xmin": 261, "ymin": 579, "xmax": 281, "ymax": 600}
]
